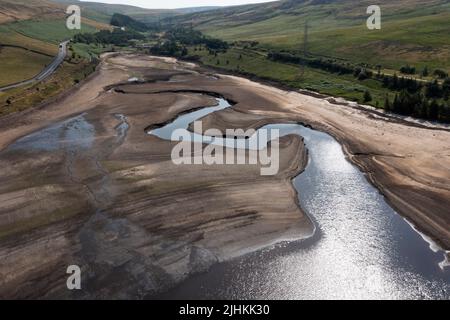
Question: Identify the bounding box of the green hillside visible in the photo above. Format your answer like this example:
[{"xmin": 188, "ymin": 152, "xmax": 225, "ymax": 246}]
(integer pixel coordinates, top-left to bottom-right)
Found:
[
  {"xmin": 5, "ymin": 19, "xmax": 98, "ymax": 44},
  {"xmin": 0, "ymin": 0, "xmax": 62, "ymax": 24},
  {"xmin": 170, "ymin": 0, "xmax": 450, "ymax": 71},
  {"xmin": 150, "ymin": 0, "xmax": 450, "ymax": 121},
  {"xmin": 1, "ymin": 0, "xmax": 448, "ymax": 119},
  {"xmin": 0, "ymin": 46, "xmax": 53, "ymax": 87},
  {"xmin": 0, "ymin": 0, "xmax": 111, "ymax": 115},
  {"xmin": 111, "ymin": 13, "xmax": 149, "ymax": 31},
  {"xmin": 50, "ymin": 0, "xmax": 219, "ymax": 24},
  {"xmin": 50, "ymin": 0, "xmax": 168, "ymax": 23}
]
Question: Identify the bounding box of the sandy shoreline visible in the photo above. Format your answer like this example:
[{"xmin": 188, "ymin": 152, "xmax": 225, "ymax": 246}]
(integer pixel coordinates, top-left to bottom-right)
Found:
[
  {"xmin": 0, "ymin": 53, "xmax": 449, "ymax": 298},
  {"xmin": 115, "ymin": 64, "xmax": 450, "ymax": 250},
  {"xmin": 0, "ymin": 54, "xmax": 312, "ymax": 298}
]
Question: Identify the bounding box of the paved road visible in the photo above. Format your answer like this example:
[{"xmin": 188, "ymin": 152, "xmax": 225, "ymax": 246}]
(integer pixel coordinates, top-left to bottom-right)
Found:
[{"xmin": 0, "ymin": 40, "xmax": 69, "ymax": 92}]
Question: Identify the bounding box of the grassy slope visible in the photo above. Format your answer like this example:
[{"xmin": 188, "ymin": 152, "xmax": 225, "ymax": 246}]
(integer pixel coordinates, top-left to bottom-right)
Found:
[
  {"xmin": 0, "ymin": 40, "xmax": 112, "ymax": 116},
  {"xmin": 207, "ymin": 11, "xmax": 450, "ymax": 71},
  {"xmin": 7, "ymin": 19, "xmax": 97, "ymax": 44},
  {"xmin": 52, "ymin": 0, "xmax": 160, "ymax": 22},
  {"xmin": 0, "ymin": 59, "xmax": 98, "ymax": 116},
  {"xmin": 0, "ymin": 47, "xmax": 53, "ymax": 86},
  {"xmin": 190, "ymin": 46, "xmax": 392, "ymax": 106},
  {"xmin": 70, "ymin": 43, "xmax": 111, "ymax": 60},
  {"xmin": 175, "ymin": 0, "xmax": 450, "ymax": 72},
  {"xmin": 50, "ymin": 0, "xmax": 221, "ymax": 24},
  {"xmin": 50, "ymin": 0, "xmax": 184, "ymax": 24},
  {"xmin": 0, "ymin": 0, "xmax": 62, "ymax": 24},
  {"xmin": 0, "ymin": 18, "xmax": 105, "ymax": 89},
  {"xmin": 168, "ymin": 0, "xmax": 450, "ymax": 108},
  {"xmin": 0, "ymin": 24, "xmax": 58, "ymax": 55},
  {"xmin": 0, "ymin": 0, "xmax": 112, "ymax": 87},
  {"xmin": 0, "ymin": 0, "xmax": 112, "ymax": 114}
]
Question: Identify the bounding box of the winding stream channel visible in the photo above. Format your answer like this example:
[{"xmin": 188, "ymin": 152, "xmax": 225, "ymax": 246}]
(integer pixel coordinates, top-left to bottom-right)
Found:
[
  {"xmin": 2, "ymin": 94, "xmax": 448, "ymax": 299},
  {"xmin": 150, "ymin": 97, "xmax": 450, "ymax": 300}
]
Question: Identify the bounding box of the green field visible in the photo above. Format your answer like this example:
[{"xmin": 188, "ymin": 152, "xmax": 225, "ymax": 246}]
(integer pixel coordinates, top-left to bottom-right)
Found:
[
  {"xmin": 173, "ymin": 0, "xmax": 450, "ymax": 72},
  {"xmin": 0, "ymin": 0, "xmax": 116, "ymax": 115},
  {"xmin": 190, "ymin": 46, "xmax": 394, "ymax": 106},
  {"xmin": 0, "ymin": 59, "xmax": 99, "ymax": 116},
  {"xmin": 66, "ymin": 42, "xmax": 115, "ymax": 66},
  {"xmin": 0, "ymin": 47, "xmax": 53, "ymax": 86},
  {"xmin": 0, "ymin": 17, "xmax": 106, "ymax": 88},
  {"xmin": 1, "ymin": 0, "xmax": 448, "ymax": 116},
  {"xmin": 0, "ymin": 24, "xmax": 58, "ymax": 55},
  {"xmin": 204, "ymin": 12, "xmax": 450, "ymax": 72},
  {"xmin": 7, "ymin": 19, "xmax": 97, "ymax": 44},
  {"xmin": 161, "ymin": 0, "xmax": 450, "ymax": 113}
]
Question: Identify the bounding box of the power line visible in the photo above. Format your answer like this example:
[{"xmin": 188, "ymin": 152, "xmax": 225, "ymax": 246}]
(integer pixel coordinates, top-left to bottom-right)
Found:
[
  {"xmin": 298, "ymin": 20, "xmax": 309, "ymax": 80},
  {"xmin": 304, "ymin": 20, "xmax": 309, "ymax": 57}
]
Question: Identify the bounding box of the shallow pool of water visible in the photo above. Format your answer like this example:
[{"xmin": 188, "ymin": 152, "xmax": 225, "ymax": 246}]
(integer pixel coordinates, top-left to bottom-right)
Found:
[{"xmin": 7, "ymin": 114, "xmax": 95, "ymax": 152}]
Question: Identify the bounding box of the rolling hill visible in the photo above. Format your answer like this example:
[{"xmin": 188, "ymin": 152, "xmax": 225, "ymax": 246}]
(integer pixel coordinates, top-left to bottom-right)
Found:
[
  {"xmin": 50, "ymin": 0, "xmax": 220, "ymax": 24},
  {"xmin": 1, "ymin": 0, "xmax": 448, "ymax": 115},
  {"xmin": 169, "ymin": 0, "xmax": 450, "ymax": 71},
  {"xmin": 0, "ymin": 0, "xmax": 111, "ymax": 46},
  {"xmin": 0, "ymin": 0, "xmax": 69, "ymax": 85},
  {"xmin": 0, "ymin": 0, "xmax": 111, "ymax": 113},
  {"xmin": 0, "ymin": 0, "xmax": 63, "ymax": 24}
]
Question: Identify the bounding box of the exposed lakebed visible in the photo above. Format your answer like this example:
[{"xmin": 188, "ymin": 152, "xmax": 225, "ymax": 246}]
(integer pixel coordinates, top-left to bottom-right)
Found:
[
  {"xmin": 1, "ymin": 94, "xmax": 448, "ymax": 299},
  {"xmin": 150, "ymin": 97, "xmax": 450, "ymax": 299}
]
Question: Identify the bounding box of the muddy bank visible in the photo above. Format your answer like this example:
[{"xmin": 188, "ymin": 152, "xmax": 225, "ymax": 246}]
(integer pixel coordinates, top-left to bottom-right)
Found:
[
  {"xmin": 114, "ymin": 68, "xmax": 450, "ymax": 250},
  {"xmin": 0, "ymin": 53, "xmax": 449, "ymax": 299},
  {"xmin": 0, "ymin": 54, "xmax": 312, "ymax": 299}
]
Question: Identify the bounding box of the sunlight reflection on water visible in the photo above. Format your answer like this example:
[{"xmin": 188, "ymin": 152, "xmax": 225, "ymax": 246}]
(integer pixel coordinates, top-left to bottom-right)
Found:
[{"xmin": 157, "ymin": 118, "xmax": 450, "ymax": 300}]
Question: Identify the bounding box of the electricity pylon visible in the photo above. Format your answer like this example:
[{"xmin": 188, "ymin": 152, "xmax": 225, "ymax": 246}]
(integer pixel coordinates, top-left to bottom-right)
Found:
[{"xmin": 298, "ymin": 20, "xmax": 309, "ymax": 80}]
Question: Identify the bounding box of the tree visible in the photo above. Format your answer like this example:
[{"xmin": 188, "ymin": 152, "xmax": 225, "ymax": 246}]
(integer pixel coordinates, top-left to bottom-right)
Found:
[
  {"xmin": 434, "ymin": 69, "xmax": 448, "ymax": 79},
  {"xmin": 358, "ymin": 70, "xmax": 369, "ymax": 80},
  {"xmin": 420, "ymin": 98, "xmax": 428, "ymax": 119},
  {"xmin": 110, "ymin": 13, "xmax": 149, "ymax": 32},
  {"xmin": 392, "ymin": 73, "xmax": 399, "ymax": 89},
  {"xmin": 382, "ymin": 75, "xmax": 389, "ymax": 87},
  {"xmin": 363, "ymin": 90, "xmax": 372, "ymax": 102},
  {"xmin": 384, "ymin": 96, "xmax": 391, "ymax": 112},
  {"xmin": 438, "ymin": 103, "xmax": 450, "ymax": 122},
  {"xmin": 442, "ymin": 78, "xmax": 450, "ymax": 101},
  {"xmin": 400, "ymin": 65, "xmax": 415, "ymax": 74},
  {"xmin": 428, "ymin": 100, "xmax": 439, "ymax": 120},
  {"xmin": 425, "ymin": 80, "xmax": 442, "ymax": 98},
  {"xmin": 392, "ymin": 94, "xmax": 399, "ymax": 112},
  {"xmin": 376, "ymin": 65, "xmax": 382, "ymax": 77},
  {"xmin": 421, "ymin": 66, "xmax": 429, "ymax": 77}
]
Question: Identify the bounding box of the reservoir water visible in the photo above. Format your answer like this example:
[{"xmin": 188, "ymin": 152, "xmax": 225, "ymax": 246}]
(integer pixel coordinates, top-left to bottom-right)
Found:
[
  {"xmin": 150, "ymin": 97, "xmax": 450, "ymax": 300},
  {"xmin": 4, "ymin": 96, "xmax": 448, "ymax": 299}
]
